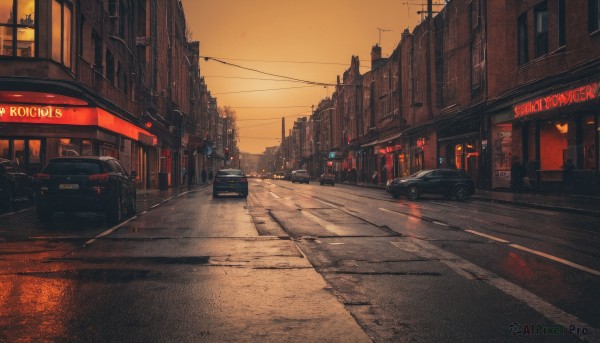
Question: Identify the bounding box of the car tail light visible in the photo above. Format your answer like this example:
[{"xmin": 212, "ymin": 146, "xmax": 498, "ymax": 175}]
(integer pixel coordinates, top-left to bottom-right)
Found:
[
  {"xmin": 214, "ymin": 177, "xmax": 222, "ymax": 184},
  {"xmin": 89, "ymin": 173, "xmax": 110, "ymax": 183},
  {"xmin": 240, "ymin": 177, "xmax": 248, "ymax": 183},
  {"xmin": 35, "ymin": 173, "xmax": 50, "ymax": 181}
]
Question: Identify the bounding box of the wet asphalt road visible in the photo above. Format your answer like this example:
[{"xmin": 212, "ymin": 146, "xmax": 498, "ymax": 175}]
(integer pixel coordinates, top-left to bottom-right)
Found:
[{"xmin": 1, "ymin": 180, "xmax": 599, "ymax": 342}]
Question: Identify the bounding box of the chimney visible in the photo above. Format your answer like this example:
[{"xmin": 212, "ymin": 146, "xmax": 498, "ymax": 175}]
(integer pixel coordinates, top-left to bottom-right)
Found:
[
  {"xmin": 282, "ymin": 117, "xmax": 285, "ymax": 143},
  {"xmin": 371, "ymin": 44, "xmax": 382, "ymax": 69}
]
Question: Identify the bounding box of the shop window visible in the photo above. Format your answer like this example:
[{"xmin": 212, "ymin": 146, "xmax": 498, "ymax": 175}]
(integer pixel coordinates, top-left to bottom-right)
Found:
[
  {"xmin": 534, "ymin": 2, "xmax": 548, "ymax": 57},
  {"xmin": 540, "ymin": 120, "xmax": 568, "ymax": 170},
  {"xmin": 518, "ymin": 14, "xmax": 528, "ymax": 65},
  {"xmin": 28, "ymin": 139, "xmax": 41, "ymax": 173},
  {"xmin": 590, "ymin": 0, "xmax": 600, "ymax": 33},
  {"xmin": 14, "ymin": 140, "xmax": 24, "ymax": 165},
  {"xmin": 0, "ymin": 139, "xmax": 9, "ymax": 159},
  {"xmin": 0, "ymin": 0, "xmax": 35, "ymax": 57},
  {"xmin": 59, "ymin": 138, "xmax": 81, "ymax": 156},
  {"xmin": 51, "ymin": 0, "xmax": 72, "ymax": 68},
  {"xmin": 82, "ymin": 139, "xmax": 93, "ymax": 156},
  {"xmin": 582, "ymin": 115, "xmax": 596, "ymax": 169}
]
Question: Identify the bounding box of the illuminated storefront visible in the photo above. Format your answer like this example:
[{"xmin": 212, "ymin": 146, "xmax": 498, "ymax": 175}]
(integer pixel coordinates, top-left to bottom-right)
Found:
[
  {"xmin": 0, "ymin": 91, "xmax": 157, "ymax": 187},
  {"xmin": 490, "ymin": 81, "xmax": 599, "ymax": 194}
]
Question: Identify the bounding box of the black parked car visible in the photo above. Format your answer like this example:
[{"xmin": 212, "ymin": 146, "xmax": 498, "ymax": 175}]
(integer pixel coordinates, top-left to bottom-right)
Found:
[
  {"xmin": 213, "ymin": 169, "xmax": 248, "ymax": 198},
  {"xmin": 34, "ymin": 156, "xmax": 137, "ymax": 223},
  {"xmin": 386, "ymin": 169, "xmax": 475, "ymax": 201},
  {"xmin": 0, "ymin": 158, "xmax": 33, "ymax": 210}
]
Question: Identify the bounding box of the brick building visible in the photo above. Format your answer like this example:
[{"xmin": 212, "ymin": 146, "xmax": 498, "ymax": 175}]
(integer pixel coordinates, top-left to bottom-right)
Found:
[{"xmin": 0, "ymin": 0, "xmax": 222, "ymax": 189}]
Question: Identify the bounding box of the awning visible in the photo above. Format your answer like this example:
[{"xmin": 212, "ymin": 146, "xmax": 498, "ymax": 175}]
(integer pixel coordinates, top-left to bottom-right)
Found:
[{"xmin": 361, "ymin": 131, "xmax": 405, "ymax": 148}]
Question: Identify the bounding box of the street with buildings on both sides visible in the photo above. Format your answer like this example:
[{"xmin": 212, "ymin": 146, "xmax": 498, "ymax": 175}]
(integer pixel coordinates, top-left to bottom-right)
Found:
[
  {"xmin": 1, "ymin": 0, "xmax": 600, "ymax": 341},
  {"xmin": 1, "ymin": 179, "xmax": 600, "ymax": 342}
]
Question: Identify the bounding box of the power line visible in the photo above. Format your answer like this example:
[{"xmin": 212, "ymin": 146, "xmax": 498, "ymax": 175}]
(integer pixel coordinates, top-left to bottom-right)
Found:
[
  {"xmin": 201, "ymin": 56, "xmax": 337, "ymax": 86},
  {"xmin": 201, "ymin": 56, "xmax": 367, "ymax": 66},
  {"xmin": 212, "ymin": 85, "xmax": 319, "ymax": 95}
]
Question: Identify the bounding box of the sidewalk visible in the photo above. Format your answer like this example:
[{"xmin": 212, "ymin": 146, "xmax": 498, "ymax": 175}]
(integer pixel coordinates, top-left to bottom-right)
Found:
[{"xmin": 342, "ymin": 180, "xmax": 600, "ymax": 218}]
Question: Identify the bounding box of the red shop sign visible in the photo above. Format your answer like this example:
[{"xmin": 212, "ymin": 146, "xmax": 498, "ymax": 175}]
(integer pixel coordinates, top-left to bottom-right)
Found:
[{"xmin": 513, "ymin": 82, "xmax": 599, "ymax": 118}]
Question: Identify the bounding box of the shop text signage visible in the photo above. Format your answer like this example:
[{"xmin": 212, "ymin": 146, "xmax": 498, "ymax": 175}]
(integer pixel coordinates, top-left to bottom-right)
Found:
[
  {"xmin": 0, "ymin": 104, "xmax": 157, "ymax": 146},
  {"xmin": 513, "ymin": 82, "xmax": 599, "ymax": 118},
  {"xmin": 0, "ymin": 105, "xmax": 63, "ymax": 119}
]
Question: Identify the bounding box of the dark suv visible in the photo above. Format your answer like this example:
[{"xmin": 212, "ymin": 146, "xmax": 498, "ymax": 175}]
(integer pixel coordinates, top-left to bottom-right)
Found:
[
  {"xmin": 0, "ymin": 158, "xmax": 33, "ymax": 210},
  {"xmin": 386, "ymin": 169, "xmax": 475, "ymax": 201},
  {"xmin": 34, "ymin": 156, "xmax": 137, "ymax": 223}
]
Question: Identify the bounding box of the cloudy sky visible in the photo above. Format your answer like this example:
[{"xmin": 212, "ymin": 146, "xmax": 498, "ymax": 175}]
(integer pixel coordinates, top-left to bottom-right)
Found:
[{"xmin": 181, "ymin": 0, "xmax": 424, "ymax": 154}]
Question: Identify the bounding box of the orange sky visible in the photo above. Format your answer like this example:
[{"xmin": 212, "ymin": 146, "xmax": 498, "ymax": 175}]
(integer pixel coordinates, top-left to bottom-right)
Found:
[{"xmin": 180, "ymin": 0, "xmax": 423, "ymax": 154}]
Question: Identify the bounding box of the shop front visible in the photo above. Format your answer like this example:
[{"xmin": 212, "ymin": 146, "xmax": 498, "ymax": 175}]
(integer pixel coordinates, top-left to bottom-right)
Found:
[
  {"xmin": 490, "ymin": 81, "xmax": 599, "ymax": 194},
  {"xmin": 0, "ymin": 92, "xmax": 157, "ymax": 188}
]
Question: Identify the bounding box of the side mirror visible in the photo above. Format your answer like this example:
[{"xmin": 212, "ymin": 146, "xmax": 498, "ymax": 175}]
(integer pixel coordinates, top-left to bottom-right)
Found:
[{"xmin": 130, "ymin": 171, "xmax": 138, "ymax": 179}]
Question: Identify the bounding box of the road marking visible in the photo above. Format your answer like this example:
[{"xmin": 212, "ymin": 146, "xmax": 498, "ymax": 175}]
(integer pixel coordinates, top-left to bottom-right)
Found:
[
  {"xmin": 378, "ymin": 207, "xmax": 407, "ymax": 216},
  {"xmin": 432, "ymin": 221, "xmax": 448, "ymax": 226},
  {"xmin": 316, "ymin": 199, "xmax": 338, "ymax": 208},
  {"xmin": 269, "ymin": 191, "xmax": 281, "ymax": 199},
  {"xmin": 84, "ymin": 215, "xmax": 137, "ymax": 246},
  {"xmin": 465, "ymin": 230, "xmax": 509, "ymax": 243},
  {"xmin": 391, "ymin": 238, "xmax": 598, "ymax": 341},
  {"xmin": 382, "ymin": 209, "xmax": 600, "ymax": 278},
  {"xmin": 509, "ymin": 244, "xmax": 600, "ymax": 277}
]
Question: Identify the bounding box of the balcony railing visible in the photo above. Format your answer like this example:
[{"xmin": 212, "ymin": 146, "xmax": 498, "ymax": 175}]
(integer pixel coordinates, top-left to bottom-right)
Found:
[{"xmin": 76, "ymin": 56, "xmax": 138, "ymax": 116}]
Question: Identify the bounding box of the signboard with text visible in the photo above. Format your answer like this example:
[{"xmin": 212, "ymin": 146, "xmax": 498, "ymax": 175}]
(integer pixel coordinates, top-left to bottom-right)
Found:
[{"xmin": 513, "ymin": 82, "xmax": 599, "ymax": 118}]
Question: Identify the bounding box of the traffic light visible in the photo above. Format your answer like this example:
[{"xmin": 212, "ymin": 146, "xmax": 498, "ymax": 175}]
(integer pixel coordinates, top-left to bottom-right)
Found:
[{"xmin": 224, "ymin": 147, "xmax": 229, "ymax": 160}]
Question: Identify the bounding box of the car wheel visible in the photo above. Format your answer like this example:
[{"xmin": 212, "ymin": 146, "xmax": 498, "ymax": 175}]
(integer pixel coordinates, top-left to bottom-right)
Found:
[
  {"xmin": 306, "ymin": 181, "xmax": 309, "ymax": 184},
  {"xmin": 126, "ymin": 192, "xmax": 137, "ymax": 217},
  {"xmin": 331, "ymin": 183, "xmax": 334, "ymax": 186},
  {"xmin": 406, "ymin": 186, "xmax": 420, "ymax": 201},
  {"xmin": 213, "ymin": 191, "xmax": 219, "ymax": 198},
  {"xmin": 242, "ymin": 192, "xmax": 248, "ymax": 198},
  {"xmin": 36, "ymin": 205, "xmax": 53, "ymax": 222},
  {"xmin": 320, "ymin": 181, "xmax": 324, "ymax": 185},
  {"xmin": 454, "ymin": 186, "xmax": 469, "ymax": 201},
  {"xmin": 107, "ymin": 193, "xmax": 122, "ymax": 225}
]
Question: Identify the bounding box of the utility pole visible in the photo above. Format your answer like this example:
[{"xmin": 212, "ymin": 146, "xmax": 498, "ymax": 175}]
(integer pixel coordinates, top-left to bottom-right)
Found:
[{"xmin": 377, "ymin": 27, "xmax": 393, "ymax": 46}]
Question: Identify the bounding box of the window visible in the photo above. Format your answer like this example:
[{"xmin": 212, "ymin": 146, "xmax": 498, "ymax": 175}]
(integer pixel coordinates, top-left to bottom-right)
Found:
[
  {"xmin": 0, "ymin": 0, "xmax": 36, "ymax": 57},
  {"xmin": 590, "ymin": 0, "xmax": 600, "ymax": 33},
  {"xmin": 51, "ymin": 0, "xmax": 72, "ymax": 67},
  {"xmin": 518, "ymin": 14, "xmax": 528, "ymax": 65},
  {"xmin": 106, "ymin": 49, "xmax": 114, "ymax": 83},
  {"xmin": 534, "ymin": 2, "xmax": 548, "ymax": 57},
  {"xmin": 558, "ymin": 0, "xmax": 566, "ymax": 46}
]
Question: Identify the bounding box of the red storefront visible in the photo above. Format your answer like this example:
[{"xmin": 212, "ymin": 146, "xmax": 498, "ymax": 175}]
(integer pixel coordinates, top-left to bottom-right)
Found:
[
  {"xmin": 490, "ymin": 81, "xmax": 600, "ymax": 194},
  {"xmin": 0, "ymin": 91, "xmax": 157, "ymax": 187}
]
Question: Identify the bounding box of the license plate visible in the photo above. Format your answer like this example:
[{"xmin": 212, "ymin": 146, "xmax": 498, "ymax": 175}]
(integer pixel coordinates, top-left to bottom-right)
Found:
[{"xmin": 59, "ymin": 184, "xmax": 79, "ymax": 190}]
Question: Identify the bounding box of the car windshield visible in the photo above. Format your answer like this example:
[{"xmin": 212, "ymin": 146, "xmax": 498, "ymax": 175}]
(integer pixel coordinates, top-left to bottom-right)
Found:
[
  {"xmin": 411, "ymin": 170, "xmax": 432, "ymax": 178},
  {"xmin": 296, "ymin": 170, "xmax": 307, "ymax": 174},
  {"xmin": 43, "ymin": 161, "xmax": 102, "ymax": 175},
  {"xmin": 218, "ymin": 170, "xmax": 244, "ymax": 176}
]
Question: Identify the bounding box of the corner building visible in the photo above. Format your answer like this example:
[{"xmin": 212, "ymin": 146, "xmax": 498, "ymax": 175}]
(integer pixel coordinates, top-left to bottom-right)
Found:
[{"xmin": 0, "ymin": 0, "xmax": 157, "ymax": 185}]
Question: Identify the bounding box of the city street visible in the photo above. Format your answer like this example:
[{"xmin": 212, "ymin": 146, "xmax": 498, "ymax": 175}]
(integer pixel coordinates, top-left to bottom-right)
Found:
[{"xmin": 1, "ymin": 180, "xmax": 599, "ymax": 342}]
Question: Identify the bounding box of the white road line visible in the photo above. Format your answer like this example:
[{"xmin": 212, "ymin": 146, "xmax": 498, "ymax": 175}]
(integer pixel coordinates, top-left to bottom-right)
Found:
[
  {"xmin": 84, "ymin": 215, "xmax": 137, "ymax": 246},
  {"xmin": 432, "ymin": 221, "xmax": 449, "ymax": 226},
  {"xmin": 269, "ymin": 191, "xmax": 281, "ymax": 199},
  {"xmin": 378, "ymin": 207, "xmax": 407, "ymax": 216},
  {"xmin": 150, "ymin": 203, "xmax": 160, "ymax": 209},
  {"xmin": 382, "ymin": 208, "xmax": 600, "ymax": 278},
  {"xmin": 510, "ymin": 244, "xmax": 600, "ymax": 277},
  {"xmin": 316, "ymin": 198, "xmax": 338, "ymax": 208},
  {"xmin": 465, "ymin": 230, "xmax": 509, "ymax": 243},
  {"xmin": 393, "ymin": 239, "xmax": 598, "ymax": 341}
]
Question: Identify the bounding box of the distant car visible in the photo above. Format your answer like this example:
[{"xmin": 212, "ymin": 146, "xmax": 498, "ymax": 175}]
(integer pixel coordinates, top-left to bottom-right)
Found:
[
  {"xmin": 283, "ymin": 170, "xmax": 293, "ymax": 181},
  {"xmin": 34, "ymin": 156, "xmax": 137, "ymax": 223},
  {"xmin": 319, "ymin": 172, "xmax": 335, "ymax": 186},
  {"xmin": 291, "ymin": 169, "xmax": 310, "ymax": 184},
  {"xmin": 0, "ymin": 158, "xmax": 33, "ymax": 210},
  {"xmin": 213, "ymin": 168, "xmax": 248, "ymax": 198},
  {"xmin": 386, "ymin": 169, "xmax": 475, "ymax": 201}
]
